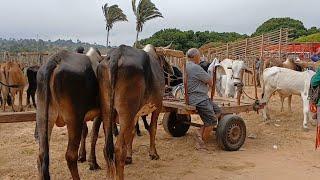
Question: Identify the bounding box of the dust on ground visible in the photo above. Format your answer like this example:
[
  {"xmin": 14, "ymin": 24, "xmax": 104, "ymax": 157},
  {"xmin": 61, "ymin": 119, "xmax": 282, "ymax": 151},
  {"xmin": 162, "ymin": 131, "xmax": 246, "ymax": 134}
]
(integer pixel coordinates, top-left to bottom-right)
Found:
[{"xmin": 1, "ymin": 87, "xmax": 320, "ymax": 180}]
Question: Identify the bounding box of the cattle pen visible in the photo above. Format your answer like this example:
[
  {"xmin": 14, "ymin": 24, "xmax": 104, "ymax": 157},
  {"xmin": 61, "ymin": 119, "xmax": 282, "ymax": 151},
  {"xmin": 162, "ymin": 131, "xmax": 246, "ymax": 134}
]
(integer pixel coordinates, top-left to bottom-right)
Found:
[{"xmin": 0, "ymin": 28, "xmax": 298, "ymax": 150}]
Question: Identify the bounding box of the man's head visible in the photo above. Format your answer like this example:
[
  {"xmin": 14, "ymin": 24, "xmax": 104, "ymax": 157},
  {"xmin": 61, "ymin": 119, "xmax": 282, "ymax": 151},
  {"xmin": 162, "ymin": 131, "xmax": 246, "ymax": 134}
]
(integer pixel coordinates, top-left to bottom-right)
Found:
[
  {"xmin": 186, "ymin": 48, "xmax": 201, "ymax": 64},
  {"xmin": 76, "ymin": 46, "xmax": 85, "ymax": 54}
]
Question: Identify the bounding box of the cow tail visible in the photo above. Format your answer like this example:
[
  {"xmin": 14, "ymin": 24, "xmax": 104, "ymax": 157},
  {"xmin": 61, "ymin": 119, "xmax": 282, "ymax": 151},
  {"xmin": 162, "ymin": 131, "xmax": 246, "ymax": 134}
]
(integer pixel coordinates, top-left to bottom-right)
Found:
[
  {"xmin": 102, "ymin": 49, "xmax": 120, "ymax": 177},
  {"xmin": 36, "ymin": 53, "xmax": 61, "ymax": 179}
]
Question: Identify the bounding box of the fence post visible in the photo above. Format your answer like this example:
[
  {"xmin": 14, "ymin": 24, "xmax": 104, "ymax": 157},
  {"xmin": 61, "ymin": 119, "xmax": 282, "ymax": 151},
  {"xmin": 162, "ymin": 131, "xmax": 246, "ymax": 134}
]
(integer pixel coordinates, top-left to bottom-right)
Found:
[
  {"xmin": 279, "ymin": 28, "xmax": 282, "ymax": 61},
  {"xmin": 226, "ymin": 43, "xmax": 229, "ymax": 59}
]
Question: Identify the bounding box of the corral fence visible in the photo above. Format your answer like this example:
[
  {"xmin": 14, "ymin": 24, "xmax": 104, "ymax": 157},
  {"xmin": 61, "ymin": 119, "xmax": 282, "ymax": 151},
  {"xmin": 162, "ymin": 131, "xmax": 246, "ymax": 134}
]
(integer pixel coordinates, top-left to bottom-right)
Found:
[
  {"xmin": 200, "ymin": 28, "xmax": 291, "ymax": 86},
  {"xmin": 0, "ymin": 51, "xmax": 50, "ymax": 67}
]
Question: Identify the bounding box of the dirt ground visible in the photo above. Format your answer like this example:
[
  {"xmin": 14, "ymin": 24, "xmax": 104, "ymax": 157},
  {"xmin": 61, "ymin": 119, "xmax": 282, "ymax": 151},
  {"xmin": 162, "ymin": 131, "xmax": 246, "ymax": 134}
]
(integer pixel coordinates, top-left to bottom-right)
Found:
[{"xmin": 1, "ymin": 88, "xmax": 320, "ymax": 180}]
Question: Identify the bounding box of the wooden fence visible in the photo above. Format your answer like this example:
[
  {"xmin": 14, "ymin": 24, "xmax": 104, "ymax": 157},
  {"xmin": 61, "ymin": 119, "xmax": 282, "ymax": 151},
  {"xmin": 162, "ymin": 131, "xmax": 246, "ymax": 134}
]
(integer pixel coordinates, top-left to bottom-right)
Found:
[
  {"xmin": 201, "ymin": 28, "xmax": 291, "ymax": 85},
  {"xmin": 0, "ymin": 51, "xmax": 50, "ymax": 66}
]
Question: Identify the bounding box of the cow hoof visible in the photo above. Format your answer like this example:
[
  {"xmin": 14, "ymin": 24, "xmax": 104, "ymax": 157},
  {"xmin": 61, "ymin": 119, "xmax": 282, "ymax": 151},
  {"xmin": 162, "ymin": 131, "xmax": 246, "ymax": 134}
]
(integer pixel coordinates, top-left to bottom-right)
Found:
[
  {"xmin": 136, "ymin": 132, "xmax": 142, "ymax": 137},
  {"xmin": 302, "ymin": 127, "xmax": 310, "ymax": 132},
  {"xmin": 125, "ymin": 157, "xmax": 133, "ymax": 165},
  {"xmin": 89, "ymin": 163, "xmax": 101, "ymax": 171},
  {"xmin": 78, "ymin": 156, "xmax": 86, "ymax": 163},
  {"xmin": 149, "ymin": 154, "xmax": 160, "ymax": 160}
]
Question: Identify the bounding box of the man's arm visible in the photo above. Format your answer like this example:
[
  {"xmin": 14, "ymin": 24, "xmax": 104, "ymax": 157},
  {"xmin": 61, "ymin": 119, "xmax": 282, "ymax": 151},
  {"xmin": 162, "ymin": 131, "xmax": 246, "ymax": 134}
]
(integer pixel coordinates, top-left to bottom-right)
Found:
[{"xmin": 195, "ymin": 65, "xmax": 213, "ymax": 86}]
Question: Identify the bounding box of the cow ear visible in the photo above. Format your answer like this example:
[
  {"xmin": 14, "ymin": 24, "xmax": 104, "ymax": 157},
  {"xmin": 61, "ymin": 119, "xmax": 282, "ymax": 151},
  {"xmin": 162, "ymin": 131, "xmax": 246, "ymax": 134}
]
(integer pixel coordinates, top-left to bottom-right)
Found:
[{"xmin": 215, "ymin": 65, "xmax": 226, "ymax": 75}]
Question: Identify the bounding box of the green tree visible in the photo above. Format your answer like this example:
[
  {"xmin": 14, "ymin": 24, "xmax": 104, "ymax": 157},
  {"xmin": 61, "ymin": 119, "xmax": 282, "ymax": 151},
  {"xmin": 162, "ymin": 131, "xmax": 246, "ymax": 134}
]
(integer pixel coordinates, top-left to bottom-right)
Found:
[
  {"xmin": 253, "ymin": 17, "xmax": 307, "ymax": 39},
  {"xmin": 132, "ymin": 0, "xmax": 163, "ymax": 47},
  {"xmin": 139, "ymin": 29, "xmax": 247, "ymax": 52},
  {"xmin": 307, "ymin": 27, "xmax": 320, "ymax": 35},
  {"xmin": 295, "ymin": 33, "xmax": 320, "ymax": 42},
  {"xmin": 102, "ymin": 3, "xmax": 128, "ymax": 47}
]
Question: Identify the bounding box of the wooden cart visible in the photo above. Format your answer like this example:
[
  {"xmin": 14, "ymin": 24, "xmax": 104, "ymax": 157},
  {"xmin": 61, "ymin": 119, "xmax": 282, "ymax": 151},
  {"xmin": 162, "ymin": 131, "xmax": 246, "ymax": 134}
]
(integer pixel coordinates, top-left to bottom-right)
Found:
[
  {"xmin": 161, "ymin": 97, "xmax": 264, "ymax": 151},
  {"xmin": 159, "ymin": 48, "xmax": 265, "ymax": 151}
]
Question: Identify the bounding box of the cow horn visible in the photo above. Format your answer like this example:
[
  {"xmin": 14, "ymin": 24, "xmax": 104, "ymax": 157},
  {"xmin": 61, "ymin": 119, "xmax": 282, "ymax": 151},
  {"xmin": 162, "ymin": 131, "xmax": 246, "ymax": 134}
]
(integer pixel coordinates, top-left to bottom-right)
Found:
[{"xmin": 163, "ymin": 42, "xmax": 173, "ymax": 49}]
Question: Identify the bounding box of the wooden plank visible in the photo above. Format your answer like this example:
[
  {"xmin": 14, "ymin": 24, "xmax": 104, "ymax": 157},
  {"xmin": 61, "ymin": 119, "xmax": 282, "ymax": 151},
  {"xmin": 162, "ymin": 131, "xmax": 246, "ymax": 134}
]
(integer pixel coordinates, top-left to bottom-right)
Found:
[
  {"xmin": 183, "ymin": 60, "xmax": 189, "ymax": 105},
  {"xmin": 220, "ymin": 104, "xmax": 254, "ymax": 114},
  {"xmin": 0, "ymin": 111, "xmax": 36, "ymax": 123},
  {"xmin": 213, "ymin": 96, "xmax": 252, "ymax": 105},
  {"xmin": 162, "ymin": 101, "xmax": 196, "ymax": 111}
]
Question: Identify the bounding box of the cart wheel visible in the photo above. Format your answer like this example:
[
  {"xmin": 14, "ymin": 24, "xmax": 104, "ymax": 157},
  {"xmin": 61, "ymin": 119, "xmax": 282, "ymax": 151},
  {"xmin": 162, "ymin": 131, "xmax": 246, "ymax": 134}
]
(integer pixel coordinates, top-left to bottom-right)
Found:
[
  {"xmin": 162, "ymin": 112, "xmax": 191, "ymax": 137},
  {"xmin": 216, "ymin": 114, "xmax": 246, "ymax": 151}
]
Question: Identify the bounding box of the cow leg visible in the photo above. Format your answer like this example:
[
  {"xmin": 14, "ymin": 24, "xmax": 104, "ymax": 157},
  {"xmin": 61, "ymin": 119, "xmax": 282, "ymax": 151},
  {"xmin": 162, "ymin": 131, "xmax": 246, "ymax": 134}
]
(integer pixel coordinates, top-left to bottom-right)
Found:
[
  {"xmin": 262, "ymin": 88, "xmax": 273, "ymax": 121},
  {"xmin": 89, "ymin": 117, "xmax": 102, "ymax": 170},
  {"xmin": 115, "ymin": 113, "xmax": 136, "ymax": 180},
  {"xmin": 288, "ymin": 95, "xmax": 292, "ymax": 112},
  {"xmin": 31, "ymin": 91, "xmax": 37, "ymax": 108},
  {"xmin": 0, "ymin": 90, "xmax": 2, "ymax": 106},
  {"xmin": 19, "ymin": 90, "xmax": 23, "ymax": 112},
  {"xmin": 135, "ymin": 122, "xmax": 142, "ymax": 136},
  {"xmin": 65, "ymin": 117, "xmax": 83, "ymax": 180},
  {"xmin": 2, "ymin": 95, "xmax": 5, "ymax": 111},
  {"xmin": 302, "ymin": 95, "xmax": 310, "ymax": 129},
  {"xmin": 11, "ymin": 93, "xmax": 16, "ymax": 112},
  {"xmin": 142, "ymin": 115, "xmax": 150, "ymax": 132},
  {"xmin": 149, "ymin": 110, "xmax": 160, "ymax": 160},
  {"xmin": 113, "ymin": 108, "xmax": 137, "ymax": 179},
  {"xmin": 279, "ymin": 94, "xmax": 285, "ymax": 112},
  {"xmin": 26, "ymin": 89, "xmax": 31, "ymax": 108},
  {"xmin": 126, "ymin": 122, "xmax": 137, "ymax": 165},
  {"xmin": 78, "ymin": 122, "xmax": 88, "ymax": 163}
]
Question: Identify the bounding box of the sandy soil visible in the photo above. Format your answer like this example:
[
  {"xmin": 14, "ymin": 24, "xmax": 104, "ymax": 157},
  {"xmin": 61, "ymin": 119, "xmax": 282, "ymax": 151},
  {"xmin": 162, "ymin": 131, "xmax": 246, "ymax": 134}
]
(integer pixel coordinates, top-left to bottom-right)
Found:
[{"xmin": 1, "ymin": 88, "xmax": 320, "ymax": 180}]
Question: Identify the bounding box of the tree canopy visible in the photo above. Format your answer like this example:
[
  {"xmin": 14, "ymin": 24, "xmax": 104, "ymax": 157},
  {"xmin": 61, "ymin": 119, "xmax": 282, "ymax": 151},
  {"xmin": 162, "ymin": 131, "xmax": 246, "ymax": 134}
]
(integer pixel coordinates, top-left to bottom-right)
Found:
[
  {"xmin": 252, "ymin": 17, "xmax": 319, "ymax": 39},
  {"xmin": 102, "ymin": 3, "xmax": 127, "ymax": 47},
  {"xmin": 0, "ymin": 38, "xmax": 105, "ymax": 53},
  {"xmin": 132, "ymin": 0, "xmax": 163, "ymax": 47},
  {"xmin": 294, "ymin": 33, "xmax": 320, "ymax": 42},
  {"xmin": 139, "ymin": 29, "xmax": 247, "ymax": 52}
]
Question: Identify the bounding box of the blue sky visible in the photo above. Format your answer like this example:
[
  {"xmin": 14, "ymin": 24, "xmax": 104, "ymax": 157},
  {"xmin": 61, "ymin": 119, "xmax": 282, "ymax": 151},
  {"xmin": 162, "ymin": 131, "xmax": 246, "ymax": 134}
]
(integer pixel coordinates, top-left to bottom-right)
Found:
[{"xmin": 0, "ymin": 0, "xmax": 319, "ymax": 46}]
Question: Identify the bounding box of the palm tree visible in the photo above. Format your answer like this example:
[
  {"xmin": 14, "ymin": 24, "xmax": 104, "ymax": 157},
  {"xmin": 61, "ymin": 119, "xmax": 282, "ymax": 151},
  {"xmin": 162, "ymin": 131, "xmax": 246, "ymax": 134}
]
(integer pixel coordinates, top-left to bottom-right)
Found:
[
  {"xmin": 102, "ymin": 3, "xmax": 128, "ymax": 47},
  {"xmin": 132, "ymin": 0, "xmax": 163, "ymax": 47}
]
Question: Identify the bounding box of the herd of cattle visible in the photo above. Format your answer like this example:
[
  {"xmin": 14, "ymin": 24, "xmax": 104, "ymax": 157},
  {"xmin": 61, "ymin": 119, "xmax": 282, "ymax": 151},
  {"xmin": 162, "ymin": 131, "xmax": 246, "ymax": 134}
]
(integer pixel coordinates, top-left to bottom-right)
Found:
[
  {"xmin": 1, "ymin": 45, "xmax": 317, "ymax": 180},
  {"xmin": 0, "ymin": 62, "xmax": 38, "ymax": 112}
]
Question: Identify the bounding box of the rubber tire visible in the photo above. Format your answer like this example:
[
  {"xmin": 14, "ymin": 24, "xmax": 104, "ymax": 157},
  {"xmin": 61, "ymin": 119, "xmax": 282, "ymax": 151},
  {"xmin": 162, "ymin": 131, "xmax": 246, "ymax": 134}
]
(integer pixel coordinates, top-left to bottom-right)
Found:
[
  {"xmin": 216, "ymin": 114, "xmax": 246, "ymax": 151},
  {"xmin": 162, "ymin": 112, "xmax": 191, "ymax": 137}
]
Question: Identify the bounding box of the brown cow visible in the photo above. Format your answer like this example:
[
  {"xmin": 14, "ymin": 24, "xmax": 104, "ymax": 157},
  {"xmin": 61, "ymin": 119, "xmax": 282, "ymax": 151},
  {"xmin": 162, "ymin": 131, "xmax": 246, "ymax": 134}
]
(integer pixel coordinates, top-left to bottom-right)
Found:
[
  {"xmin": 97, "ymin": 44, "xmax": 167, "ymax": 180},
  {"xmin": 35, "ymin": 50, "xmax": 102, "ymax": 180},
  {"xmin": 0, "ymin": 61, "xmax": 27, "ymax": 111}
]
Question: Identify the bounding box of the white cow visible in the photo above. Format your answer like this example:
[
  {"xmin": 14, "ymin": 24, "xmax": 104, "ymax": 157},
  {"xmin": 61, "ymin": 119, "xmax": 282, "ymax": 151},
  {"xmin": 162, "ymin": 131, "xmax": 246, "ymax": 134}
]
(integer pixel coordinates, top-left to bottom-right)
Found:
[
  {"xmin": 261, "ymin": 67, "xmax": 315, "ymax": 129},
  {"xmin": 208, "ymin": 59, "xmax": 252, "ymax": 98}
]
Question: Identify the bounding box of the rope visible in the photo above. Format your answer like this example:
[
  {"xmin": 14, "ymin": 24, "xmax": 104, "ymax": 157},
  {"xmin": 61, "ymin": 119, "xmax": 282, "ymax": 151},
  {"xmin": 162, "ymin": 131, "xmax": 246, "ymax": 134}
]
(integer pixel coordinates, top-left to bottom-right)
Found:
[
  {"xmin": 241, "ymin": 88, "xmax": 257, "ymax": 101},
  {"xmin": 0, "ymin": 81, "xmax": 23, "ymax": 88}
]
